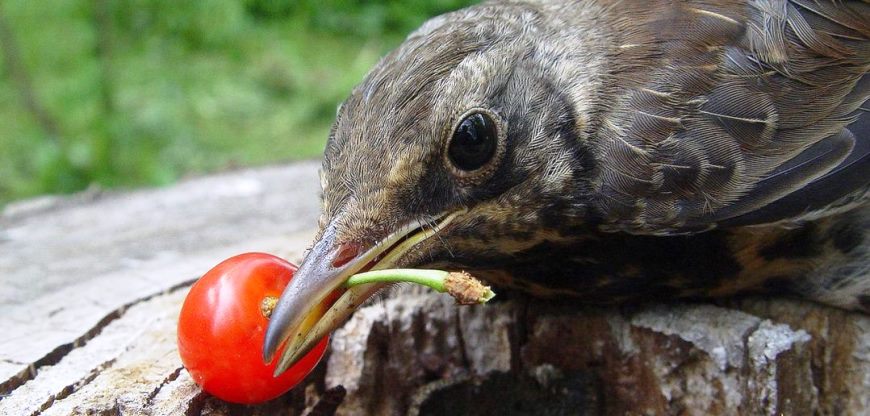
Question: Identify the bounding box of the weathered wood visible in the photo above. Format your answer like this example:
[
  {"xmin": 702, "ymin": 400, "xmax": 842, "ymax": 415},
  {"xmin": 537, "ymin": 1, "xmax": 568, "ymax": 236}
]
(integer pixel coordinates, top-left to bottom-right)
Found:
[
  {"xmin": 1, "ymin": 162, "xmax": 867, "ymax": 415},
  {"xmin": 320, "ymin": 290, "xmax": 869, "ymax": 415},
  {"xmin": 0, "ymin": 163, "xmax": 321, "ymax": 397}
]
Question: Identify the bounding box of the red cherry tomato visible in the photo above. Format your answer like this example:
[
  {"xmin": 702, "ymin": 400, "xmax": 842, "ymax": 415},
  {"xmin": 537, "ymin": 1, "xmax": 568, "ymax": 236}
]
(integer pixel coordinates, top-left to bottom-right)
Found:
[{"xmin": 177, "ymin": 252, "xmax": 327, "ymax": 404}]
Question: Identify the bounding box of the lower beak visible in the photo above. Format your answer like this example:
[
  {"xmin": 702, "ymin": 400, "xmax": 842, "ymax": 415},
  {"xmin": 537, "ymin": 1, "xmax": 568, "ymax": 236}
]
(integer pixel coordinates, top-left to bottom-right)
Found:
[{"xmin": 262, "ymin": 210, "xmax": 464, "ymax": 376}]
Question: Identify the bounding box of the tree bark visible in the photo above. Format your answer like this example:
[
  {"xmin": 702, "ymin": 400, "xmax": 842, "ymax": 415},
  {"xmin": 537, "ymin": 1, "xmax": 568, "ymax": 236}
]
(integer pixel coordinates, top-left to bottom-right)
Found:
[{"xmin": 315, "ymin": 288, "xmax": 868, "ymax": 416}]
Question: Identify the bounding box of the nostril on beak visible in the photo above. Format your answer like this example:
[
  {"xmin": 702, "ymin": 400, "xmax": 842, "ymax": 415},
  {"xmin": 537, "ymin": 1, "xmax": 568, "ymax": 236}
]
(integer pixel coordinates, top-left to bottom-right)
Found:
[{"xmin": 331, "ymin": 242, "xmax": 361, "ymax": 268}]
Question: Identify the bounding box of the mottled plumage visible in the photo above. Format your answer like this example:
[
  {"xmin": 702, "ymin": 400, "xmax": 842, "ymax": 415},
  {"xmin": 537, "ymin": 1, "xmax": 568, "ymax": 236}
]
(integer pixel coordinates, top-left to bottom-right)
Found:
[
  {"xmin": 265, "ymin": 0, "xmax": 869, "ymax": 372},
  {"xmin": 320, "ymin": 0, "xmax": 869, "ymax": 305}
]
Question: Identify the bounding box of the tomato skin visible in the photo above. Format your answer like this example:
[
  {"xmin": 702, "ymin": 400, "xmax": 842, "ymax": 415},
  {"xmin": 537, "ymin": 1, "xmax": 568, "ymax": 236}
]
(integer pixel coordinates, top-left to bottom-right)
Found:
[{"xmin": 177, "ymin": 253, "xmax": 327, "ymax": 404}]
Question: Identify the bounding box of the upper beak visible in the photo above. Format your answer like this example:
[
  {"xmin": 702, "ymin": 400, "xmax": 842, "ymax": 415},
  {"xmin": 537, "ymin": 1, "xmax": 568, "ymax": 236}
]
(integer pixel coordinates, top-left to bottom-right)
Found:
[{"xmin": 262, "ymin": 209, "xmax": 465, "ymax": 376}]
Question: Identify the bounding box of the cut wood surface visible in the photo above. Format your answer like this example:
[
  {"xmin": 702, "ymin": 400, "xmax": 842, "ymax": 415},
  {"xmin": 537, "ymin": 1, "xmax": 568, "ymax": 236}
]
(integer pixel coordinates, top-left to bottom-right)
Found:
[{"xmin": 1, "ymin": 162, "xmax": 867, "ymax": 415}]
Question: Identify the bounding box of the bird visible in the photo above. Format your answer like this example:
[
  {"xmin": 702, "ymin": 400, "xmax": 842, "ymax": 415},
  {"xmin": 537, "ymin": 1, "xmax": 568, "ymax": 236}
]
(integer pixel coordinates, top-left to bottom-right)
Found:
[{"xmin": 263, "ymin": 0, "xmax": 870, "ymax": 374}]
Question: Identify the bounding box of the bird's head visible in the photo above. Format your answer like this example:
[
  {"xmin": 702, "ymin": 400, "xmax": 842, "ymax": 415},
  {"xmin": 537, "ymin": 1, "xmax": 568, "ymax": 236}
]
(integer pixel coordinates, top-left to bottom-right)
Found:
[{"xmin": 264, "ymin": 5, "xmax": 604, "ymax": 373}]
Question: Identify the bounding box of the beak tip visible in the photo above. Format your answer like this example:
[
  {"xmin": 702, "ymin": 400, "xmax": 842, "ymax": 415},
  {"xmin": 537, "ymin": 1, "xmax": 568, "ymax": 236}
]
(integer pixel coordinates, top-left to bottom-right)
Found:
[
  {"xmin": 262, "ymin": 314, "xmax": 285, "ymax": 363},
  {"xmin": 262, "ymin": 347, "xmax": 274, "ymax": 364},
  {"xmin": 261, "ymin": 341, "xmax": 276, "ymax": 364},
  {"xmin": 272, "ymin": 357, "xmax": 292, "ymax": 377}
]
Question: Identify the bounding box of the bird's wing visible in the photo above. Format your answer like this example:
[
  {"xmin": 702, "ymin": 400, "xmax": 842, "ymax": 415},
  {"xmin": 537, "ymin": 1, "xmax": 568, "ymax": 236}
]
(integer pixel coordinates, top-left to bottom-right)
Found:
[
  {"xmin": 589, "ymin": 0, "xmax": 869, "ymax": 235},
  {"xmin": 718, "ymin": 109, "xmax": 869, "ymax": 227}
]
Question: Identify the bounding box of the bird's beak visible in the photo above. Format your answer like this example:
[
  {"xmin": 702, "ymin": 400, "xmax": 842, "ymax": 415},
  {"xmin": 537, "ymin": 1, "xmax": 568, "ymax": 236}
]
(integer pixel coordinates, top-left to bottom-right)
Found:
[{"xmin": 263, "ymin": 209, "xmax": 465, "ymax": 376}]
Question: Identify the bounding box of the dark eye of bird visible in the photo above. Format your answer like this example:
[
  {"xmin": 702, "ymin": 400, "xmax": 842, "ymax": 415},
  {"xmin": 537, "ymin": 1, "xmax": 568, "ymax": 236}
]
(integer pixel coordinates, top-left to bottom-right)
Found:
[{"xmin": 448, "ymin": 112, "xmax": 498, "ymax": 171}]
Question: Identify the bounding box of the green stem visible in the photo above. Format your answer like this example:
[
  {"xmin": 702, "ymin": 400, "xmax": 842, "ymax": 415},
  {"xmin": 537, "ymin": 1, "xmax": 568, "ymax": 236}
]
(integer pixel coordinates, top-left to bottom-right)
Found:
[
  {"xmin": 345, "ymin": 269, "xmax": 449, "ymax": 292},
  {"xmin": 345, "ymin": 269, "xmax": 496, "ymax": 305}
]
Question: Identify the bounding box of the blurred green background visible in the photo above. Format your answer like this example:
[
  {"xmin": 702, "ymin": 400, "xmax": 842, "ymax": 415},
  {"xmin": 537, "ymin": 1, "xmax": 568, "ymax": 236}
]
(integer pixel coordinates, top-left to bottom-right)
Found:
[{"xmin": 0, "ymin": 0, "xmax": 474, "ymax": 206}]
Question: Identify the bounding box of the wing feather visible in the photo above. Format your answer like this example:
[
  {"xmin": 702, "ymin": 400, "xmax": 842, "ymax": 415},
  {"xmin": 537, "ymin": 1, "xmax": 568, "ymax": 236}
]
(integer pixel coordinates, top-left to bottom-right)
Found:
[
  {"xmin": 590, "ymin": 0, "xmax": 869, "ymax": 234},
  {"xmin": 722, "ymin": 118, "xmax": 869, "ymax": 226}
]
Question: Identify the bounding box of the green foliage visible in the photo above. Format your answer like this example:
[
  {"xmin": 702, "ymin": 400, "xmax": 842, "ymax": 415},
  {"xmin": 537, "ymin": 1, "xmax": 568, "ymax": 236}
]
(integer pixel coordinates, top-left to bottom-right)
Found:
[
  {"xmin": 0, "ymin": 0, "xmax": 475, "ymax": 206},
  {"xmin": 245, "ymin": 0, "xmax": 473, "ymax": 36},
  {"xmin": 114, "ymin": 0, "xmax": 249, "ymax": 48}
]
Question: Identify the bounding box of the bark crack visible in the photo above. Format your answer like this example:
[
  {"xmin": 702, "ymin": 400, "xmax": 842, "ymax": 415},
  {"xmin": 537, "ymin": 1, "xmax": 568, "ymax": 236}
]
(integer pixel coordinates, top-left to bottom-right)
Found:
[
  {"xmin": 0, "ymin": 278, "xmax": 197, "ymax": 401},
  {"xmin": 303, "ymin": 385, "xmax": 346, "ymax": 416},
  {"xmin": 511, "ymin": 297, "xmax": 531, "ymax": 373},
  {"xmin": 454, "ymin": 311, "xmax": 472, "ymax": 371},
  {"xmin": 145, "ymin": 366, "xmax": 184, "ymax": 406},
  {"xmin": 183, "ymin": 391, "xmax": 208, "ymax": 416},
  {"xmin": 406, "ymin": 373, "xmax": 472, "ymax": 416},
  {"xmin": 31, "ymin": 358, "xmax": 118, "ymax": 416}
]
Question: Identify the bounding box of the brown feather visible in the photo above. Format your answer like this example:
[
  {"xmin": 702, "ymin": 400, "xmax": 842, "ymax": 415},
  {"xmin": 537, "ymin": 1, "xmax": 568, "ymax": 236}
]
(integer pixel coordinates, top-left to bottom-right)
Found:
[{"xmin": 588, "ymin": 0, "xmax": 869, "ymax": 233}]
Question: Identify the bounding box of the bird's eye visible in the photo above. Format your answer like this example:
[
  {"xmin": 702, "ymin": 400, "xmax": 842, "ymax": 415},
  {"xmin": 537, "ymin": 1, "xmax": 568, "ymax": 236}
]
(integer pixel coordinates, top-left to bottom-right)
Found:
[{"xmin": 448, "ymin": 112, "xmax": 499, "ymax": 172}]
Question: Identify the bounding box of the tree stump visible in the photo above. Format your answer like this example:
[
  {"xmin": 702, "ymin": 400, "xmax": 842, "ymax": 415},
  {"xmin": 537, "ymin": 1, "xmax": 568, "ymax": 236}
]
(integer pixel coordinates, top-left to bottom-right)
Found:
[{"xmin": 1, "ymin": 161, "xmax": 867, "ymax": 415}]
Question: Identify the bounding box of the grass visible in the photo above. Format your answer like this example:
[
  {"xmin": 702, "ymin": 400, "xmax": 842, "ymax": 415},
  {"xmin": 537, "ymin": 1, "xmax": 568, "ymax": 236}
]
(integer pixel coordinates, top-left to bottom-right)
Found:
[{"xmin": 0, "ymin": 0, "xmax": 474, "ymax": 206}]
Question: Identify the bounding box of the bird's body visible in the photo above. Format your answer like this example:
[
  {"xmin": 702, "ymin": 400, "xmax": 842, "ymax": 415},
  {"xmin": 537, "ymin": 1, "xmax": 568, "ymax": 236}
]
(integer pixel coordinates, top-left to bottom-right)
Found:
[
  {"xmin": 265, "ymin": 0, "xmax": 870, "ymax": 370},
  {"xmin": 454, "ymin": 206, "xmax": 869, "ymax": 309}
]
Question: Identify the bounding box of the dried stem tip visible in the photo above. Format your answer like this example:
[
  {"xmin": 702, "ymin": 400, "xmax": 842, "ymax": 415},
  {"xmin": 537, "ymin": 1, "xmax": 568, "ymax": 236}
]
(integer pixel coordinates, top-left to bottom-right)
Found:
[
  {"xmin": 445, "ymin": 271, "xmax": 496, "ymax": 305},
  {"xmin": 260, "ymin": 296, "xmax": 278, "ymax": 319}
]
